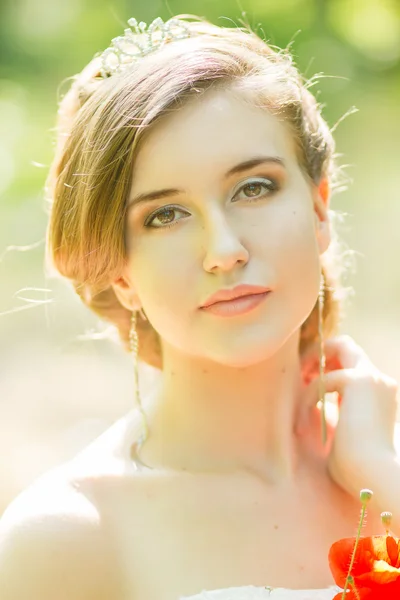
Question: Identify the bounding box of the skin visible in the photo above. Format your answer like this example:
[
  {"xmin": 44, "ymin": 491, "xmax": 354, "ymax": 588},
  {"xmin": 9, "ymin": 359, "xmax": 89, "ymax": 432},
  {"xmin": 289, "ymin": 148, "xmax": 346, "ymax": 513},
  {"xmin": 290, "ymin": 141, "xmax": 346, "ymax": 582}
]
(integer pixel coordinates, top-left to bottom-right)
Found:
[{"xmin": 112, "ymin": 86, "xmax": 331, "ymax": 484}]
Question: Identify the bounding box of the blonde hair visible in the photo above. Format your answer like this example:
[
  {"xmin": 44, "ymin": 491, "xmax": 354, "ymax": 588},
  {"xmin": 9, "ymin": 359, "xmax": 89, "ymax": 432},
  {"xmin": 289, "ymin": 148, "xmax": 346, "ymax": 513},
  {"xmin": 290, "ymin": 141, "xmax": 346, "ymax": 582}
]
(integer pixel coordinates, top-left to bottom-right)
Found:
[{"xmin": 45, "ymin": 14, "xmax": 352, "ymax": 369}]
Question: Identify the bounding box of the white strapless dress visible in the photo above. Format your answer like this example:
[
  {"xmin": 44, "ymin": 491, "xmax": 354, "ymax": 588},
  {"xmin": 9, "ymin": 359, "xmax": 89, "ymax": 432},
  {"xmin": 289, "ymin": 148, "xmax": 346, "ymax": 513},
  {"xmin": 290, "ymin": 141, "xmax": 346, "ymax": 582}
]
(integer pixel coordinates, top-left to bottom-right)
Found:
[{"xmin": 180, "ymin": 585, "xmax": 342, "ymax": 599}]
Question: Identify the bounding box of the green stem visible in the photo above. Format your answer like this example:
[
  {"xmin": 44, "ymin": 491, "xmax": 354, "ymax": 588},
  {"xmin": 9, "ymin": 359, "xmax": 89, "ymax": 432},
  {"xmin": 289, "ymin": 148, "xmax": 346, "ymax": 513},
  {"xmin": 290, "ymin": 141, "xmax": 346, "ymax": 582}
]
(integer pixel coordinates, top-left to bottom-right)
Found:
[
  {"xmin": 350, "ymin": 580, "xmax": 361, "ymax": 600},
  {"xmin": 341, "ymin": 504, "xmax": 367, "ymax": 599}
]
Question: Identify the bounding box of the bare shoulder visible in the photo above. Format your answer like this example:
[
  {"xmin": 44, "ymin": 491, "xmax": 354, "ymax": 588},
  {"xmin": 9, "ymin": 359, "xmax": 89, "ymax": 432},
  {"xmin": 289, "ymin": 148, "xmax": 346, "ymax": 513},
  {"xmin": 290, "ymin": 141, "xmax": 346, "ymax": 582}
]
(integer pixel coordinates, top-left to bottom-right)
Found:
[
  {"xmin": 0, "ymin": 410, "xmax": 142, "ymax": 600},
  {"xmin": 0, "ymin": 466, "xmax": 125, "ymax": 600}
]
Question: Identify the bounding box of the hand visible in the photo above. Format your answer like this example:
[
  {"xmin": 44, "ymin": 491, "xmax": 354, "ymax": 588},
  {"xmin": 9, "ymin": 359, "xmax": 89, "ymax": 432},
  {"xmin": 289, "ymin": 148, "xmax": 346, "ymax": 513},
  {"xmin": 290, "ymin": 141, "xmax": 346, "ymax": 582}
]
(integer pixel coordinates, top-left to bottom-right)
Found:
[{"xmin": 296, "ymin": 335, "xmax": 399, "ymax": 496}]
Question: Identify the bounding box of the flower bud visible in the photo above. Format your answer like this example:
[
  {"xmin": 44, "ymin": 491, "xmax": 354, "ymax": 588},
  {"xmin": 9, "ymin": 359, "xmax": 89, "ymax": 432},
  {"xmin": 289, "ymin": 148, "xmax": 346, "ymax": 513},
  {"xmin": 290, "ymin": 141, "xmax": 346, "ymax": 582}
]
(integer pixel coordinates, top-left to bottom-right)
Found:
[
  {"xmin": 360, "ymin": 489, "xmax": 373, "ymax": 504},
  {"xmin": 381, "ymin": 511, "xmax": 392, "ymax": 530}
]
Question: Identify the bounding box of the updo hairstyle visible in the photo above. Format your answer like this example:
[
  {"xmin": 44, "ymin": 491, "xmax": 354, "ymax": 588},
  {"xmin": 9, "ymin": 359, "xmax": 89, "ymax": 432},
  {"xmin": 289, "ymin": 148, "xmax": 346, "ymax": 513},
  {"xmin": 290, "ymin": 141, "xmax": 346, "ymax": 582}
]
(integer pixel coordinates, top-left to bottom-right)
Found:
[{"xmin": 45, "ymin": 15, "xmax": 349, "ymax": 369}]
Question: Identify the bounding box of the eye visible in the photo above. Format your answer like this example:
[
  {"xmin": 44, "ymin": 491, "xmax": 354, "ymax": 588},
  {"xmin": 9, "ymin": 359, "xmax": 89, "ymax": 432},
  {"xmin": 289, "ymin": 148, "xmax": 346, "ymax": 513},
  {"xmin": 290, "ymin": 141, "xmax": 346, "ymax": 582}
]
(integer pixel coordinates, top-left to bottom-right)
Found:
[
  {"xmin": 144, "ymin": 206, "xmax": 190, "ymax": 229},
  {"xmin": 232, "ymin": 177, "xmax": 279, "ymax": 202},
  {"xmin": 143, "ymin": 177, "xmax": 279, "ymax": 230}
]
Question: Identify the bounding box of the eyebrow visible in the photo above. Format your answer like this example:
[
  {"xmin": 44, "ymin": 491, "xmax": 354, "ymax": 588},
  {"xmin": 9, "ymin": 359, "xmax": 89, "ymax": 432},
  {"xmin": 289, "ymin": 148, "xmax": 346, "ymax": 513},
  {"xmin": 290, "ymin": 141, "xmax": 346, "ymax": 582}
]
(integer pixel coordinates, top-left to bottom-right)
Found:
[{"xmin": 128, "ymin": 156, "xmax": 285, "ymax": 208}]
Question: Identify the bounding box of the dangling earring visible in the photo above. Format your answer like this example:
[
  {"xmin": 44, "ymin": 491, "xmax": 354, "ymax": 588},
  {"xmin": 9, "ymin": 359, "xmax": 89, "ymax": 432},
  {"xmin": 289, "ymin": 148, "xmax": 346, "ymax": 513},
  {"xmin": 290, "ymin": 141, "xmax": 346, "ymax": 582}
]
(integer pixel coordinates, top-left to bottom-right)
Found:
[
  {"xmin": 129, "ymin": 310, "xmax": 150, "ymax": 451},
  {"xmin": 318, "ymin": 272, "xmax": 327, "ymax": 446}
]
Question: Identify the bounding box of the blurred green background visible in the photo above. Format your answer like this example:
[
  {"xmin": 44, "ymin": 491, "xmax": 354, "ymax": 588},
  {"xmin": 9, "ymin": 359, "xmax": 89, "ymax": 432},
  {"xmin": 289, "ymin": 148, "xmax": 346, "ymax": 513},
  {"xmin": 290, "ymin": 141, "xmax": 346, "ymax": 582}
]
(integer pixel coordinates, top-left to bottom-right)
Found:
[{"xmin": 1, "ymin": 0, "xmax": 400, "ymax": 514}]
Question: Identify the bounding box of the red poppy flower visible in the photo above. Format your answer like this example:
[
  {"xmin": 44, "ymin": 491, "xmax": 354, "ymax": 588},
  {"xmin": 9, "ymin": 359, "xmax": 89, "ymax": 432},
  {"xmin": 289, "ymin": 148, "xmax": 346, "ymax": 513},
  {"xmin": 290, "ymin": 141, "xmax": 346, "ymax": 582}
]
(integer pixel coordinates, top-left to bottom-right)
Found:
[{"xmin": 328, "ymin": 534, "xmax": 400, "ymax": 599}]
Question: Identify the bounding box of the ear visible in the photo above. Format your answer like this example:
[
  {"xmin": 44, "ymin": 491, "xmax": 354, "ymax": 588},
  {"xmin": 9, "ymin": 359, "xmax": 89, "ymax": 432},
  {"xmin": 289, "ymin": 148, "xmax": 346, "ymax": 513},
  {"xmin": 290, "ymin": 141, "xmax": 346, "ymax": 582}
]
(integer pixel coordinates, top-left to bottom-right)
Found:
[
  {"xmin": 313, "ymin": 177, "xmax": 331, "ymax": 255},
  {"xmin": 111, "ymin": 268, "xmax": 141, "ymax": 313}
]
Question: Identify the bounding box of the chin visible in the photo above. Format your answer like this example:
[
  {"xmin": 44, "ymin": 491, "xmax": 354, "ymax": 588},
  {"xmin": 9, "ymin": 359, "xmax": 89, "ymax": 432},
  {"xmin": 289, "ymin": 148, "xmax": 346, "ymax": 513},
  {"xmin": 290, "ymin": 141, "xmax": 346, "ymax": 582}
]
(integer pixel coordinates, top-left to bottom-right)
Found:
[{"xmin": 201, "ymin": 335, "xmax": 294, "ymax": 368}]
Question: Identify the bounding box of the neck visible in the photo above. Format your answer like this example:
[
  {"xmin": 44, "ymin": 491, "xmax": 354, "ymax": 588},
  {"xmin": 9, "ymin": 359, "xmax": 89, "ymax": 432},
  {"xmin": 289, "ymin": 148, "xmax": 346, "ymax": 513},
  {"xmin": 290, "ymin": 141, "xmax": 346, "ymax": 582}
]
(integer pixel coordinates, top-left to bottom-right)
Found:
[{"xmin": 139, "ymin": 329, "xmax": 309, "ymax": 484}]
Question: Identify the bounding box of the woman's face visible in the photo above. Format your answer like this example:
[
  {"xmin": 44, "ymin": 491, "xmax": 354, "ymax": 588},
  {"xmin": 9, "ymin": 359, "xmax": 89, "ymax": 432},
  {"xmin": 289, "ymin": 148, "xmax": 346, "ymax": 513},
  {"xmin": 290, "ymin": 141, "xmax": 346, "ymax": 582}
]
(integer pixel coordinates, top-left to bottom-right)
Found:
[{"xmin": 119, "ymin": 87, "xmax": 330, "ymax": 366}]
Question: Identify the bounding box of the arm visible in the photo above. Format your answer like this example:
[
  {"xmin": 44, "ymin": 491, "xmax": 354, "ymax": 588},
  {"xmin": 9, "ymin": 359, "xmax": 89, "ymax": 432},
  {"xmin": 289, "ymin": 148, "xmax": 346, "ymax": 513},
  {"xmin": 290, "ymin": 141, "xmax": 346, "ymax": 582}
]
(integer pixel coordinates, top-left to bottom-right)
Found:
[
  {"xmin": 347, "ymin": 423, "xmax": 400, "ymax": 537},
  {"xmin": 0, "ymin": 486, "xmax": 125, "ymax": 600}
]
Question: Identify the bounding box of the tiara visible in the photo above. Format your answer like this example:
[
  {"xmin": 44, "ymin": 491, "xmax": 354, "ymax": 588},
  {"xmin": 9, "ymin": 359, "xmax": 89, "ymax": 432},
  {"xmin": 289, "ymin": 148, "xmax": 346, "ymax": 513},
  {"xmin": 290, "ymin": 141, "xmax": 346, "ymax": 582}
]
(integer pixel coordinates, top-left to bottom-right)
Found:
[{"xmin": 99, "ymin": 17, "xmax": 192, "ymax": 78}]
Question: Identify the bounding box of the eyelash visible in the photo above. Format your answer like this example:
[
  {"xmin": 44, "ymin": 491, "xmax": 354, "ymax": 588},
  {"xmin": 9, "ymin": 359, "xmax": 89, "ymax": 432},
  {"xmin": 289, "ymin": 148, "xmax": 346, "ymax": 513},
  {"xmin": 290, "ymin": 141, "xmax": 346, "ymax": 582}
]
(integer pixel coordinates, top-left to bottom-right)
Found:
[{"xmin": 143, "ymin": 177, "xmax": 279, "ymax": 230}]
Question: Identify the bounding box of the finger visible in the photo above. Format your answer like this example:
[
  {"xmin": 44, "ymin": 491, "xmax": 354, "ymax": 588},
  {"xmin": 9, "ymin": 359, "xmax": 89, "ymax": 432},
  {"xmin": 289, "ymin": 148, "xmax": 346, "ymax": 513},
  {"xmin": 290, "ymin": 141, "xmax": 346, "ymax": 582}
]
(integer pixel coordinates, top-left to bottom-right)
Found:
[
  {"xmin": 296, "ymin": 370, "xmax": 349, "ymax": 433},
  {"xmin": 302, "ymin": 353, "xmax": 342, "ymax": 384},
  {"xmin": 301, "ymin": 335, "xmax": 372, "ymax": 373},
  {"xmin": 300, "ymin": 340, "xmax": 342, "ymax": 378},
  {"xmin": 322, "ymin": 367, "xmax": 356, "ymax": 396},
  {"xmin": 323, "ymin": 336, "xmax": 371, "ymax": 370},
  {"xmin": 295, "ymin": 379, "xmax": 330, "ymax": 435}
]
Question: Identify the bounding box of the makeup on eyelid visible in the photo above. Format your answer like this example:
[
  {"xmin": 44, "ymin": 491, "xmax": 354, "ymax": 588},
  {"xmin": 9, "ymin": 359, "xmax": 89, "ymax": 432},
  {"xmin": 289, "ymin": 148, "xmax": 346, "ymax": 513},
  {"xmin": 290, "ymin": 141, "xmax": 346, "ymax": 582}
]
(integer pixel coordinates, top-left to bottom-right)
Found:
[
  {"xmin": 140, "ymin": 175, "xmax": 281, "ymax": 229},
  {"xmin": 128, "ymin": 155, "xmax": 287, "ymax": 210}
]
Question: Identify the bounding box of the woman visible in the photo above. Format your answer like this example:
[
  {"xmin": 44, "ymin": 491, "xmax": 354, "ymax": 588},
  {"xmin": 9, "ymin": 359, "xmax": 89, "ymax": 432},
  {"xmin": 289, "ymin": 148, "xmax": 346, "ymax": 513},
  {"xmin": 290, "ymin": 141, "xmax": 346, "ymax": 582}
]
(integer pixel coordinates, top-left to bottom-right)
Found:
[{"xmin": 0, "ymin": 14, "xmax": 398, "ymax": 600}]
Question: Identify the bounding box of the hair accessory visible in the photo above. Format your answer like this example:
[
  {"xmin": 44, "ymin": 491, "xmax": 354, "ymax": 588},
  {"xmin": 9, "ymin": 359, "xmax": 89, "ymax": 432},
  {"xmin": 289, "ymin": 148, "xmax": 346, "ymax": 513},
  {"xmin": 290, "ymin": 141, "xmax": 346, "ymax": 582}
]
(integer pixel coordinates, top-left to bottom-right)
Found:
[
  {"xmin": 129, "ymin": 310, "xmax": 150, "ymax": 451},
  {"xmin": 99, "ymin": 17, "xmax": 191, "ymax": 78},
  {"xmin": 318, "ymin": 272, "xmax": 327, "ymax": 446}
]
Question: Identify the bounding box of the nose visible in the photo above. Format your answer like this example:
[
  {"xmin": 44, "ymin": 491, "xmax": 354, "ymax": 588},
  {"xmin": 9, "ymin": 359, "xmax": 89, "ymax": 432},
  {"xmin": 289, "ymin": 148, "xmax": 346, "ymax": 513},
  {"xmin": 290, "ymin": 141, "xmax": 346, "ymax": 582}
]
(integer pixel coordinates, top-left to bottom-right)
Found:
[{"xmin": 202, "ymin": 210, "xmax": 249, "ymax": 273}]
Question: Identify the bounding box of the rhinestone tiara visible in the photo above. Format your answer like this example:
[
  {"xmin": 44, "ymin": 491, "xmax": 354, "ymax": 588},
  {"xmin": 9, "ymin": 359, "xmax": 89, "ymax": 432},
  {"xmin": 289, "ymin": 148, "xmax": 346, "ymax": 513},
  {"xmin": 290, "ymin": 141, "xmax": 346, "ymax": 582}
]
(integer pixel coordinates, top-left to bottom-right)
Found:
[{"xmin": 98, "ymin": 17, "xmax": 192, "ymax": 79}]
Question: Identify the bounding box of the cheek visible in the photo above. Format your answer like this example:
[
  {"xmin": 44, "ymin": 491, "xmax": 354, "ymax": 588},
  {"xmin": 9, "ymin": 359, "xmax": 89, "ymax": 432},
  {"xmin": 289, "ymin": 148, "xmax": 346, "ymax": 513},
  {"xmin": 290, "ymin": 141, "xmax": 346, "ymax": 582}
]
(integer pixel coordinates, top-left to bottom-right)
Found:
[
  {"xmin": 130, "ymin": 241, "xmax": 196, "ymax": 316},
  {"xmin": 281, "ymin": 217, "xmax": 320, "ymax": 283},
  {"xmin": 254, "ymin": 201, "xmax": 318, "ymax": 266},
  {"xmin": 261, "ymin": 204, "xmax": 320, "ymax": 304},
  {"xmin": 281, "ymin": 218, "xmax": 321, "ymax": 325}
]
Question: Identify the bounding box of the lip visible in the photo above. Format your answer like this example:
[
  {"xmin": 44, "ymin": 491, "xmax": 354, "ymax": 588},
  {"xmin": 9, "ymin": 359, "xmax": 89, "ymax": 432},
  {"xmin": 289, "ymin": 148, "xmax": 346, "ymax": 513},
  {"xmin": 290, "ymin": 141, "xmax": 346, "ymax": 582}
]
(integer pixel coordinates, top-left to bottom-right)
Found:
[
  {"xmin": 200, "ymin": 284, "xmax": 271, "ymax": 308},
  {"xmin": 200, "ymin": 292, "xmax": 270, "ymax": 317}
]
